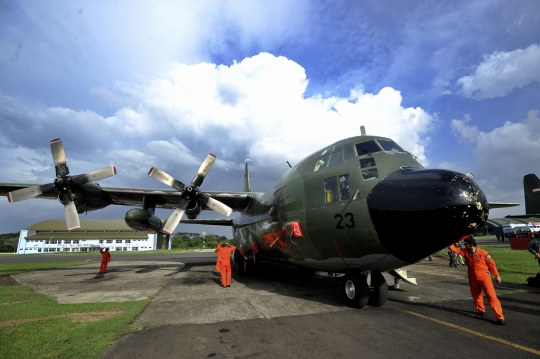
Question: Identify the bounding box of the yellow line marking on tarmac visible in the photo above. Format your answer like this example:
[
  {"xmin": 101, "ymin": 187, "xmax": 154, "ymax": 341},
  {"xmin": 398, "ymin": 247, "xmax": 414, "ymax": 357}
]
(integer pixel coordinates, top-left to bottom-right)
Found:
[{"xmin": 401, "ymin": 310, "xmax": 540, "ymax": 356}]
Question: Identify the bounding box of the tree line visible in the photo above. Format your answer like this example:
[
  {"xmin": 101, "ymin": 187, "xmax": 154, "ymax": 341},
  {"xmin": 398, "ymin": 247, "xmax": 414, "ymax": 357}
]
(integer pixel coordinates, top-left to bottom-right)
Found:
[
  {"xmin": 0, "ymin": 233, "xmax": 19, "ymax": 252},
  {"xmin": 171, "ymin": 232, "xmax": 234, "ymax": 250}
]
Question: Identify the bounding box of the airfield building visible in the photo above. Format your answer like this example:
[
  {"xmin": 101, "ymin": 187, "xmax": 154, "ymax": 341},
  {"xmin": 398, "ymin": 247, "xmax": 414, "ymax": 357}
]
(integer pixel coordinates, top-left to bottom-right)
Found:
[{"xmin": 16, "ymin": 219, "xmax": 167, "ymax": 254}]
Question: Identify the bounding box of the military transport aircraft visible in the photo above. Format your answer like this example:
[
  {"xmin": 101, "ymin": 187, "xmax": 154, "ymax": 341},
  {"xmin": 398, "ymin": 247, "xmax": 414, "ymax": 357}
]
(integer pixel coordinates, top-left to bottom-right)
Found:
[{"xmin": 0, "ymin": 129, "xmax": 519, "ymax": 309}]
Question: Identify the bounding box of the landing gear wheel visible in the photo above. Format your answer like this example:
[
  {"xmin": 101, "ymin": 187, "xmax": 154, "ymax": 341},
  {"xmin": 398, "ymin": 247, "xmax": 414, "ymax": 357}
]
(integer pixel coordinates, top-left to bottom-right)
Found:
[
  {"xmin": 343, "ymin": 272, "xmax": 369, "ymax": 308},
  {"xmin": 367, "ymin": 272, "xmax": 388, "ymax": 307}
]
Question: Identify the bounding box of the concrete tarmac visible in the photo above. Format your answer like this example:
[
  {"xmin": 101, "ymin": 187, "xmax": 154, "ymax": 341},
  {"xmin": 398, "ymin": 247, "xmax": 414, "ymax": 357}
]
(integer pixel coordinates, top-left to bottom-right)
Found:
[{"xmin": 9, "ymin": 254, "xmax": 540, "ymax": 358}]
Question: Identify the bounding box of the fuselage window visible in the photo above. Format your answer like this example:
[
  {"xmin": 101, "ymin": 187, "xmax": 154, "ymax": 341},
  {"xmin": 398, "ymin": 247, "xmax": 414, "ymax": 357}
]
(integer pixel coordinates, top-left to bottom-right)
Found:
[
  {"xmin": 343, "ymin": 146, "xmax": 355, "ymax": 161},
  {"xmin": 324, "ymin": 177, "xmax": 338, "ymax": 203},
  {"xmin": 360, "ymin": 158, "xmax": 377, "ymax": 168},
  {"xmin": 362, "ymin": 168, "xmax": 379, "ymax": 181},
  {"xmin": 355, "ymin": 140, "xmax": 382, "ymax": 156},
  {"xmin": 339, "ymin": 174, "xmax": 350, "ymax": 200},
  {"xmin": 377, "ymin": 139, "xmax": 405, "ymax": 153},
  {"xmin": 328, "ymin": 150, "xmax": 343, "ymax": 167},
  {"xmin": 314, "ymin": 155, "xmax": 330, "ymax": 171}
]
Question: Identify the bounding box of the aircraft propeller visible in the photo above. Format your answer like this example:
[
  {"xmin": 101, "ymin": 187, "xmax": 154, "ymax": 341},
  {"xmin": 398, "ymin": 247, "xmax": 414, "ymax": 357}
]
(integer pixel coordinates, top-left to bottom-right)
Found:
[
  {"xmin": 7, "ymin": 138, "xmax": 117, "ymax": 232},
  {"xmin": 148, "ymin": 153, "xmax": 233, "ymax": 235}
]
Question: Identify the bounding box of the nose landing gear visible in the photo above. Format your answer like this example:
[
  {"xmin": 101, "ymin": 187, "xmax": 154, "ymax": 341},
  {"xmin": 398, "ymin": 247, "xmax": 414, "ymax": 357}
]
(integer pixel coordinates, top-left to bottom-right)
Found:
[{"xmin": 343, "ymin": 270, "xmax": 388, "ymax": 308}]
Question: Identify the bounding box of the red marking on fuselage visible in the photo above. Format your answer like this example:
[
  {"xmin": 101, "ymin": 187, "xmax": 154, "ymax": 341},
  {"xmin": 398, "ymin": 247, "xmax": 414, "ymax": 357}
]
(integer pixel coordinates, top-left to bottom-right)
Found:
[{"xmin": 333, "ymin": 240, "xmax": 350, "ymax": 268}]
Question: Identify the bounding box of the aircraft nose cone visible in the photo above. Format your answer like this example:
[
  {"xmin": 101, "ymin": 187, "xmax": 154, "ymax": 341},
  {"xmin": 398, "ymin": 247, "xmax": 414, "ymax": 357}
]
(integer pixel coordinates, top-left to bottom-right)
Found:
[{"xmin": 367, "ymin": 169, "xmax": 488, "ymax": 264}]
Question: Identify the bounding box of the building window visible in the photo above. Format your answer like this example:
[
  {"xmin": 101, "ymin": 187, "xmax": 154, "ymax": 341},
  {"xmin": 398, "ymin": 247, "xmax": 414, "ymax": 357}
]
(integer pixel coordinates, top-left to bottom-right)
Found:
[
  {"xmin": 64, "ymin": 248, "xmax": 70, "ymax": 252},
  {"xmin": 123, "ymin": 247, "xmax": 127, "ymax": 251},
  {"xmin": 116, "ymin": 239, "xmax": 122, "ymax": 243},
  {"xmin": 125, "ymin": 240, "xmax": 131, "ymax": 244},
  {"xmin": 99, "ymin": 240, "xmax": 104, "ymax": 244},
  {"xmin": 107, "ymin": 240, "xmax": 113, "ymax": 243},
  {"xmin": 64, "ymin": 240, "xmax": 71, "ymax": 244},
  {"xmin": 38, "ymin": 248, "xmax": 42, "ymax": 252},
  {"xmin": 133, "ymin": 247, "xmax": 138, "ymax": 251},
  {"xmin": 116, "ymin": 247, "xmax": 121, "ymax": 251},
  {"xmin": 45, "ymin": 240, "xmax": 49, "ymax": 244},
  {"xmin": 73, "ymin": 240, "xmax": 79, "ymax": 244}
]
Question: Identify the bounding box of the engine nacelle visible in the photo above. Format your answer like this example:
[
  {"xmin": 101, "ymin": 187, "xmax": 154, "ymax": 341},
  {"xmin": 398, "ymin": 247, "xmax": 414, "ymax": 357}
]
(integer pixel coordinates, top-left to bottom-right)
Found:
[{"xmin": 125, "ymin": 208, "xmax": 163, "ymax": 234}]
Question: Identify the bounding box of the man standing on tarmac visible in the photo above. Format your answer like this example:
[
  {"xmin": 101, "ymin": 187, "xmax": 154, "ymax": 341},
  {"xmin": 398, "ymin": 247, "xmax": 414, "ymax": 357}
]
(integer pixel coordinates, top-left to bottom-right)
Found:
[
  {"xmin": 449, "ymin": 236, "xmax": 506, "ymax": 325},
  {"xmin": 99, "ymin": 248, "xmax": 111, "ymax": 274},
  {"xmin": 528, "ymin": 232, "xmax": 540, "ymax": 266},
  {"xmin": 218, "ymin": 243, "xmax": 236, "ymax": 288}
]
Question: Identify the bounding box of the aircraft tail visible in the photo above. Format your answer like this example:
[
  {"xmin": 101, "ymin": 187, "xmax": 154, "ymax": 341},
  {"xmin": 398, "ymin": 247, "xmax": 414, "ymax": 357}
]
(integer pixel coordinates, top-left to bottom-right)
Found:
[
  {"xmin": 524, "ymin": 174, "xmax": 540, "ymax": 214},
  {"xmin": 244, "ymin": 162, "xmax": 251, "ymax": 192}
]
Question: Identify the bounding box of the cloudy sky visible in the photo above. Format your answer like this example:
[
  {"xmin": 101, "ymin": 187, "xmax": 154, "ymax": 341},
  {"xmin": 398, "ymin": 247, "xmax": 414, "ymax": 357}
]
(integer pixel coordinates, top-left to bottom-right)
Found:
[{"xmin": 1, "ymin": 0, "xmax": 539, "ymax": 236}]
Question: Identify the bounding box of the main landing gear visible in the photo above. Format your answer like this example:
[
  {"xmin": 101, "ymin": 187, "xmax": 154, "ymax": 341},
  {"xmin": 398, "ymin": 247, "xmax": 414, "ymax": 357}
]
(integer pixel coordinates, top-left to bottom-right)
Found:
[{"xmin": 343, "ymin": 270, "xmax": 388, "ymax": 308}]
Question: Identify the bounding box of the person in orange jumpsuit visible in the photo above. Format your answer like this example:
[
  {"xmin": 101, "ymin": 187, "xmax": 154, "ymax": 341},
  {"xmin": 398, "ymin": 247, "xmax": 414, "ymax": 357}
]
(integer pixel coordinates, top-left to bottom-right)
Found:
[
  {"xmin": 214, "ymin": 244, "xmax": 222, "ymax": 276},
  {"xmin": 449, "ymin": 236, "xmax": 505, "ymax": 325},
  {"xmin": 218, "ymin": 243, "xmax": 236, "ymax": 287},
  {"xmin": 99, "ymin": 248, "xmax": 111, "ymax": 274}
]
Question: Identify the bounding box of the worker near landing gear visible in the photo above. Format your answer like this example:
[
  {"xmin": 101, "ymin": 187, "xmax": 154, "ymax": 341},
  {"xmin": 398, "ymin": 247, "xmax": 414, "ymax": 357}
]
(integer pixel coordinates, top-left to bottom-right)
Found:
[
  {"xmin": 449, "ymin": 236, "xmax": 505, "ymax": 325},
  {"xmin": 99, "ymin": 248, "xmax": 111, "ymax": 274},
  {"xmin": 215, "ymin": 244, "xmax": 222, "ymax": 276},
  {"xmin": 218, "ymin": 243, "xmax": 236, "ymax": 287}
]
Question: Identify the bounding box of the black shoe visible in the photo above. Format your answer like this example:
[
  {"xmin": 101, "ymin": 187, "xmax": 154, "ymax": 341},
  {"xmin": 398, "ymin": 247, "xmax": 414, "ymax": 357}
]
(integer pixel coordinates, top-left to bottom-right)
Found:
[
  {"xmin": 477, "ymin": 312, "xmax": 486, "ymax": 317},
  {"xmin": 497, "ymin": 320, "xmax": 506, "ymax": 325}
]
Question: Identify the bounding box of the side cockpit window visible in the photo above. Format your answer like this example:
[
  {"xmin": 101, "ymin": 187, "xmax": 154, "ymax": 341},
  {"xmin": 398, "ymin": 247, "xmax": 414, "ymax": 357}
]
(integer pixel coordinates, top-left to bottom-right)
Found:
[
  {"xmin": 343, "ymin": 146, "xmax": 355, "ymax": 161},
  {"xmin": 314, "ymin": 155, "xmax": 330, "ymax": 171},
  {"xmin": 328, "ymin": 150, "xmax": 342, "ymax": 167},
  {"xmin": 355, "ymin": 140, "xmax": 382, "ymax": 156},
  {"xmin": 377, "ymin": 139, "xmax": 404, "ymax": 153},
  {"xmin": 360, "ymin": 158, "xmax": 378, "ymax": 181},
  {"xmin": 324, "ymin": 174, "xmax": 351, "ymax": 203}
]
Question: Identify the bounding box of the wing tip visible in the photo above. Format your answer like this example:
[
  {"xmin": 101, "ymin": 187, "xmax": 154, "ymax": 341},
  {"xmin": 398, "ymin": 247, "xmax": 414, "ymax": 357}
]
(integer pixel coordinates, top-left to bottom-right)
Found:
[
  {"xmin": 148, "ymin": 167, "xmax": 154, "ymax": 176},
  {"xmin": 68, "ymin": 227, "xmax": 81, "ymax": 232},
  {"xmin": 113, "ymin": 166, "xmax": 117, "ymax": 175},
  {"xmin": 7, "ymin": 192, "xmax": 12, "ymax": 203}
]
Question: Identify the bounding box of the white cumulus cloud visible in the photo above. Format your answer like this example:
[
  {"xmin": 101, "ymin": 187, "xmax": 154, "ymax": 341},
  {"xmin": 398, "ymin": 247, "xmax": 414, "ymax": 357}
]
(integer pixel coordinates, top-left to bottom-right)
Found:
[{"xmin": 457, "ymin": 44, "xmax": 540, "ymax": 100}]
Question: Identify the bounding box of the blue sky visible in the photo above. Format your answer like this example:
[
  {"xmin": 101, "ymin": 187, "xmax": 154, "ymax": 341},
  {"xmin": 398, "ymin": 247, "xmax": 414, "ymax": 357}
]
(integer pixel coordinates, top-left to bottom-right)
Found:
[{"xmin": 1, "ymin": 0, "xmax": 539, "ymax": 236}]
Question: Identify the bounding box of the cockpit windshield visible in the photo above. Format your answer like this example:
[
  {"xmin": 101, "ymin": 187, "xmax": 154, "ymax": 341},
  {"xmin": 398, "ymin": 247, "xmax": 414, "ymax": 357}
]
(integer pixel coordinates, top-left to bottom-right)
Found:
[
  {"xmin": 355, "ymin": 141, "xmax": 382, "ymax": 156},
  {"xmin": 377, "ymin": 140, "xmax": 404, "ymax": 153}
]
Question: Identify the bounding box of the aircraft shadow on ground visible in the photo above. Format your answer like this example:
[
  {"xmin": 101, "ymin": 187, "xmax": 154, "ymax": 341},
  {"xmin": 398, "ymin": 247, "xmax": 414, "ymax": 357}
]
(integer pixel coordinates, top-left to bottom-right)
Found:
[{"xmin": 180, "ymin": 261, "xmax": 348, "ymax": 308}]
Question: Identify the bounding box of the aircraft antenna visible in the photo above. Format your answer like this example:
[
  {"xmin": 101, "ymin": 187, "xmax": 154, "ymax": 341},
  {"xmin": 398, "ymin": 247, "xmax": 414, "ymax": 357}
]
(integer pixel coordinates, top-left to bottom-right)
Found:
[
  {"xmin": 244, "ymin": 162, "xmax": 251, "ymax": 192},
  {"xmin": 360, "ymin": 126, "xmax": 366, "ymax": 135}
]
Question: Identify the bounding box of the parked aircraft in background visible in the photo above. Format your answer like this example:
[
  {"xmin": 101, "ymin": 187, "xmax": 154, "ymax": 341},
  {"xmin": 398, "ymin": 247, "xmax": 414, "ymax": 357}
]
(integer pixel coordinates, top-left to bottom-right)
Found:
[
  {"xmin": 524, "ymin": 174, "xmax": 540, "ymax": 215},
  {"xmin": 0, "ymin": 128, "xmax": 519, "ymax": 308}
]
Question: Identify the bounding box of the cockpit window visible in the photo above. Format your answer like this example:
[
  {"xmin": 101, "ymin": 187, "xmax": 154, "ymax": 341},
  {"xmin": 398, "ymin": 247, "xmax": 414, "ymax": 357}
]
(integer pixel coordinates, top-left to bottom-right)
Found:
[
  {"xmin": 339, "ymin": 174, "xmax": 350, "ymax": 200},
  {"xmin": 324, "ymin": 177, "xmax": 337, "ymax": 203},
  {"xmin": 314, "ymin": 155, "xmax": 330, "ymax": 171},
  {"xmin": 320, "ymin": 146, "xmax": 332, "ymax": 156},
  {"xmin": 355, "ymin": 141, "xmax": 382, "ymax": 156},
  {"xmin": 343, "ymin": 146, "xmax": 355, "ymax": 161},
  {"xmin": 362, "ymin": 168, "xmax": 379, "ymax": 181},
  {"xmin": 360, "ymin": 158, "xmax": 376, "ymax": 168},
  {"xmin": 328, "ymin": 150, "xmax": 342, "ymax": 167},
  {"xmin": 331, "ymin": 143, "xmax": 342, "ymax": 152},
  {"xmin": 377, "ymin": 139, "xmax": 404, "ymax": 153}
]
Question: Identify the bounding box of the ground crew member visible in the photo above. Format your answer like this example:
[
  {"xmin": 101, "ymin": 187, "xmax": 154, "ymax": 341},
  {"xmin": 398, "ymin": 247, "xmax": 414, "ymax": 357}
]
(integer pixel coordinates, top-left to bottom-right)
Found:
[
  {"xmin": 215, "ymin": 244, "xmax": 222, "ymax": 276},
  {"xmin": 99, "ymin": 248, "xmax": 111, "ymax": 274},
  {"xmin": 218, "ymin": 243, "xmax": 236, "ymax": 287},
  {"xmin": 449, "ymin": 236, "xmax": 505, "ymax": 325},
  {"xmin": 528, "ymin": 232, "xmax": 540, "ymax": 266}
]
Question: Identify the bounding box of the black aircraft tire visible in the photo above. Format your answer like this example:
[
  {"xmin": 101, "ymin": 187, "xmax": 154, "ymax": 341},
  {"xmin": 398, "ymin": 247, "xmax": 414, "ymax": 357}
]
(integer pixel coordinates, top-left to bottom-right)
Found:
[
  {"xmin": 367, "ymin": 272, "xmax": 388, "ymax": 307},
  {"xmin": 343, "ymin": 273, "xmax": 370, "ymax": 308},
  {"xmin": 233, "ymin": 252, "xmax": 245, "ymax": 275}
]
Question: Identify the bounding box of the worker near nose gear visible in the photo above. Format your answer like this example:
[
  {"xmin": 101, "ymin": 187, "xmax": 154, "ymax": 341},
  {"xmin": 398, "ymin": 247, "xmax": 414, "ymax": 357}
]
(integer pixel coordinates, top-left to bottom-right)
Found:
[
  {"xmin": 99, "ymin": 248, "xmax": 111, "ymax": 274},
  {"xmin": 215, "ymin": 244, "xmax": 222, "ymax": 276},
  {"xmin": 218, "ymin": 243, "xmax": 236, "ymax": 287},
  {"xmin": 449, "ymin": 236, "xmax": 505, "ymax": 325}
]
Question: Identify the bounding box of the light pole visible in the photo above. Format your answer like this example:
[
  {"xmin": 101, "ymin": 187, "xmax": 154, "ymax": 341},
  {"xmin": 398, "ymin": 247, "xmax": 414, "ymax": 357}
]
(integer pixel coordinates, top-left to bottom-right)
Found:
[{"xmin": 202, "ymin": 232, "xmax": 206, "ymax": 249}]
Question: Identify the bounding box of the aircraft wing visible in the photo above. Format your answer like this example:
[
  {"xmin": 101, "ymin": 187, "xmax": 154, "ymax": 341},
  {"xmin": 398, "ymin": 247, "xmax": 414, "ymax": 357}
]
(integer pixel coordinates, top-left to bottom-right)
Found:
[
  {"xmin": 488, "ymin": 202, "xmax": 521, "ymax": 209},
  {"xmin": 0, "ymin": 183, "xmax": 258, "ymax": 213},
  {"xmin": 103, "ymin": 187, "xmax": 257, "ymax": 212}
]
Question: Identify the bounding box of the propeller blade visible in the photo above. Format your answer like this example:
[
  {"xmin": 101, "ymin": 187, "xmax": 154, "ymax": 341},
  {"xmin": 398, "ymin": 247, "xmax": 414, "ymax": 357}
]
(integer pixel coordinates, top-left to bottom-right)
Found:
[
  {"xmin": 201, "ymin": 194, "xmax": 233, "ymax": 217},
  {"xmin": 7, "ymin": 183, "xmax": 55, "ymax": 203},
  {"xmin": 50, "ymin": 138, "xmax": 69, "ymax": 176},
  {"xmin": 191, "ymin": 153, "xmax": 216, "ymax": 187},
  {"xmin": 64, "ymin": 200, "xmax": 80, "ymax": 232},
  {"xmin": 72, "ymin": 166, "xmax": 117, "ymax": 185},
  {"xmin": 162, "ymin": 208, "xmax": 186, "ymax": 235},
  {"xmin": 148, "ymin": 167, "xmax": 185, "ymax": 191}
]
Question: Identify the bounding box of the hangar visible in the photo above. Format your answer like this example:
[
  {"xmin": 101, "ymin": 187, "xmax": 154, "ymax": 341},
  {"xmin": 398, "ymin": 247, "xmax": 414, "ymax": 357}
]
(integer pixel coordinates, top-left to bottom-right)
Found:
[
  {"xmin": 16, "ymin": 219, "xmax": 170, "ymax": 254},
  {"xmin": 481, "ymin": 215, "xmax": 540, "ymax": 237}
]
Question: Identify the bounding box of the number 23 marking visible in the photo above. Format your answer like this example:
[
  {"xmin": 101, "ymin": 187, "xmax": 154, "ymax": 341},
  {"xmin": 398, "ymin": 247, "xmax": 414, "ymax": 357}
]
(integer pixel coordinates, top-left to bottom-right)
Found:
[{"xmin": 334, "ymin": 213, "xmax": 355, "ymax": 229}]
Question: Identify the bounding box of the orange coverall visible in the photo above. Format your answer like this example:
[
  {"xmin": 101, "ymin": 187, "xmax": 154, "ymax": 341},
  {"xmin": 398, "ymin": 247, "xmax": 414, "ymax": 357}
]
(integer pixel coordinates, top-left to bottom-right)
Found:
[
  {"xmin": 449, "ymin": 245, "xmax": 504, "ymax": 320},
  {"xmin": 99, "ymin": 249, "xmax": 111, "ymax": 274},
  {"xmin": 218, "ymin": 245, "xmax": 236, "ymax": 287},
  {"xmin": 215, "ymin": 246, "xmax": 222, "ymax": 275}
]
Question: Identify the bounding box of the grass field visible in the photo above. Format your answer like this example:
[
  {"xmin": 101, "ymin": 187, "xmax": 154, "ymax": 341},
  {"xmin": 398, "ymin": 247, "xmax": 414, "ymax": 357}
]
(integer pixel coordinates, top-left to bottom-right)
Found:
[
  {"xmin": 437, "ymin": 245, "xmax": 539, "ymax": 285},
  {"xmin": 0, "ymin": 261, "xmax": 97, "ymax": 276}
]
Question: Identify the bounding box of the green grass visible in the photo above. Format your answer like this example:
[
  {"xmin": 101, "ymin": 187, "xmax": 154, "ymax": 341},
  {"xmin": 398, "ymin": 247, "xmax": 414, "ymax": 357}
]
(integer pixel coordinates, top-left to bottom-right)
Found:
[
  {"xmin": 439, "ymin": 246, "xmax": 539, "ymax": 285},
  {"xmin": 0, "ymin": 261, "xmax": 97, "ymax": 276},
  {"xmin": 0, "ymin": 284, "xmax": 150, "ymax": 359},
  {"xmin": 0, "ymin": 261, "xmax": 150, "ymax": 359}
]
